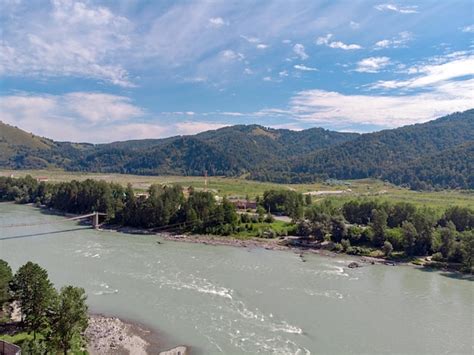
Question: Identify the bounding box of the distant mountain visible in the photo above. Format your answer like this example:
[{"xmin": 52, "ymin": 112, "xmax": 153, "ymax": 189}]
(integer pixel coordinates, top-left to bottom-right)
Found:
[
  {"xmin": 56, "ymin": 124, "xmax": 359, "ymax": 176},
  {"xmin": 252, "ymin": 110, "xmax": 474, "ymax": 188},
  {"xmin": 1, "ymin": 109, "xmax": 473, "ymax": 189}
]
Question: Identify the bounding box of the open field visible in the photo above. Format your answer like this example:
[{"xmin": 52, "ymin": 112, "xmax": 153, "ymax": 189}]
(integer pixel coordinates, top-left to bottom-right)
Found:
[{"xmin": 1, "ymin": 169, "xmax": 472, "ymax": 212}]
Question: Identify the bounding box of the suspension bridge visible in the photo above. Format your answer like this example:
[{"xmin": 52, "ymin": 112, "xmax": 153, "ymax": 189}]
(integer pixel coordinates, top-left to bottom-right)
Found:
[{"xmin": 1, "ymin": 211, "xmax": 107, "ymax": 230}]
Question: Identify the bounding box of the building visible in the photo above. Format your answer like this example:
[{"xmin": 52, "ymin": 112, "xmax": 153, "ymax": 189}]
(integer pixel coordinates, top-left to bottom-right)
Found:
[{"xmin": 229, "ymin": 198, "xmax": 257, "ymax": 210}]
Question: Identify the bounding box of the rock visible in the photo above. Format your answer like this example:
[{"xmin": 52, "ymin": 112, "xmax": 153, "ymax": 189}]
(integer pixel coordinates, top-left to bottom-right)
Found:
[{"xmin": 348, "ymin": 262, "xmax": 359, "ymax": 268}]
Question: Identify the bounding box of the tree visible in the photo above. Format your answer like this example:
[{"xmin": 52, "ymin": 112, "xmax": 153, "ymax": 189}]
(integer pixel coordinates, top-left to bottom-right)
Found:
[
  {"xmin": 21, "ymin": 339, "xmax": 48, "ymax": 354},
  {"xmin": 0, "ymin": 259, "xmax": 12, "ymax": 306},
  {"xmin": 402, "ymin": 221, "xmax": 417, "ymax": 256},
  {"xmin": 10, "ymin": 262, "xmax": 55, "ymax": 338},
  {"xmin": 123, "ymin": 183, "xmax": 137, "ymax": 226},
  {"xmin": 371, "ymin": 208, "xmax": 387, "ymax": 247},
  {"xmin": 330, "ymin": 216, "xmax": 347, "ymax": 243},
  {"xmin": 305, "ymin": 210, "xmax": 331, "ymax": 240},
  {"xmin": 461, "ymin": 230, "xmax": 474, "ymax": 272},
  {"xmin": 441, "ymin": 206, "xmax": 474, "ymax": 232},
  {"xmin": 411, "ymin": 209, "xmax": 436, "ymax": 255},
  {"xmin": 49, "ymin": 286, "xmax": 88, "ymax": 355},
  {"xmin": 386, "ymin": 202, "xmax": 416, "ymax": 228},
  {"xmin": 383, "ymin": 241, "xmax": 393, "ymax": 256},
  {"xmin": 438, "ymin": 222, "xmax": 456, "ymax": 258}
]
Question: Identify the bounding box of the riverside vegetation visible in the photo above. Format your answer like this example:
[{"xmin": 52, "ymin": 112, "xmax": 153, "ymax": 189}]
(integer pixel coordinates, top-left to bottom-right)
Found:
[
  {"xmin": 0, "ymin": 259, "xmax": 88, "ymax": 354},
  {"xmin": 1, "ymin": 175, "xmax": 473, "ymax": 273}
]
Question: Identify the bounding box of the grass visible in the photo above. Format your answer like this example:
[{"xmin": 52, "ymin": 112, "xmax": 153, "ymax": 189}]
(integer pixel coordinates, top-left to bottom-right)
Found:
[
  {"xmin": 0, "ymin": 331, "xmax": 34, "ymax": 345},
  {"xmin": 1, "ymin": 169, "xmax": 472, "ymax": 211},
  {"xmin": 0, "ymin": 331, "xmax": 87, "ymax": 354}
]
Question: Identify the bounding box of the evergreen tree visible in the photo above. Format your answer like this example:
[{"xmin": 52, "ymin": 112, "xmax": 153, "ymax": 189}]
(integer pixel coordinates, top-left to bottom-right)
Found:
[
  {"xmin": 0, "ymin": 259, "xmax": 12, "ymax": 306},
  {"xmin": 11, "ymin": 262, "xmax": 56, "ymax": 339},
  {"xmin": 49, "ymin": 286, "xmax": 88, "ymax": 355}
]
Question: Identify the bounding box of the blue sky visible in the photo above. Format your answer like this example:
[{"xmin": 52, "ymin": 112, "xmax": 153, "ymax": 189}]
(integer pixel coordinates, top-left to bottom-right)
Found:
[{"xmin": 0, "ymin": 0, "xmax": 473, "ymax": 143}]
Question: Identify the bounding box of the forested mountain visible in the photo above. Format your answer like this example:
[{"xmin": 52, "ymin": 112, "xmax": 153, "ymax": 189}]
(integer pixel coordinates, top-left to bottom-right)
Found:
[
  {"xmin": 1, "ymin": 109, "xmax": 473, "ymax": 189},
  {"xmin": 257, "ymin": 109, "xmax": 474, "ymax": 187}
]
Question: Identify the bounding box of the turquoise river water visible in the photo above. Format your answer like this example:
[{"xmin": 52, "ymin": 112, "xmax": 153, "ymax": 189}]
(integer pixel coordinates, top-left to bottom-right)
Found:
[{"xmin": 0, "ymin": 204, "xmax": 472, "ymax": 354}]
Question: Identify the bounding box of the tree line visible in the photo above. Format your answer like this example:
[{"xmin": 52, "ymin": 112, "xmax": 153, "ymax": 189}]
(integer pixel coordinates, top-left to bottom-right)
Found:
[
  {"xmin": 296, "ymin": 199, "xmax": 473, "ymax": 272},
  {"xmin": 0, "ymin": 260, "xmax": 88, "ymax": 354},
  {"xmin": 0, "ymin": 176, "xmax": 244, "ymax": 236},
  {"xmin": 1, "ymin": 176, "xmax": 472, "ymax": 271}
]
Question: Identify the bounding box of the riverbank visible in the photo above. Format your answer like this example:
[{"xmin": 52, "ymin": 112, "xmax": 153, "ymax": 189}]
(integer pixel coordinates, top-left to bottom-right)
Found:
[
  {"xmin": 86, "ymin": 314, "xmax": 188, "ymax": 355},
  {"xmin": 102, "ymin": 224, "xmax": 392, "ymax": 268},
  {"xmin": 5, "ymin": 202, "xmax": 465, "ymax": 272}
]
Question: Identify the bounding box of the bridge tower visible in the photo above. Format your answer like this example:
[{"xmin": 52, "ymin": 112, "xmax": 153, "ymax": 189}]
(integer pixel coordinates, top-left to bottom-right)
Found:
[{"xmin": 92, "ymin": 212, "xmax": 99, "ymax": 229}]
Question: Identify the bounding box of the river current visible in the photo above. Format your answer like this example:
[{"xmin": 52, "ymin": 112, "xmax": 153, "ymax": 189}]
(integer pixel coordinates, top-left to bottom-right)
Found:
[{"xmin": 0, "ymin": 203, "xmax": 472, "ymax": 354}]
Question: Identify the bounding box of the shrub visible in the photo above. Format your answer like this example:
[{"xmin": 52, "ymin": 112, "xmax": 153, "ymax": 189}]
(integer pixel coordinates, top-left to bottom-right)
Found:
[
  {"xmin": 341, "ymin": 239, "xmax": 351, "ymax": 252},
  {"xmin": 383, "ymin": 241, "xmax": 393, "ymax": 256},
  {"xmin": 264, "ymin": 214, "xmax": 275, "ymax": 223},
  {"xmin": 431, "ymin": 252, "xmax": 444, "ymax": 262},
  {"xmin": 385, "ymin": 228, "xmax": 404, "ymax": 251},
  {"xmin": 347, "ymin": 226, "xmax": 363, "ymax": 244}
]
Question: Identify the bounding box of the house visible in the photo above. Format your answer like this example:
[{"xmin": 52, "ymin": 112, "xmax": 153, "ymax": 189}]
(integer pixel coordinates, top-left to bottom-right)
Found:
[{"xmin": 229, "ymin": 198, "xmax": 257, "ymax": 210}]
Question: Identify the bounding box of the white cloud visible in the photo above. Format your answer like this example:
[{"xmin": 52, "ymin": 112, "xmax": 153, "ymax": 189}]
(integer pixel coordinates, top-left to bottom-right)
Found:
[
  {"xmin": 461, "ymin": 24, "xmax": 474, "ymax": 33},
  {"xmin": 0, "ymin": 92, "xmax": 148, "ymax": 142},
  {"xmin": 63, "ymin": 93, "xmax": 144, "ymax": 123},
  {"xmin": 374, "ymin": 31, "xmax": 413, "ymax": 49},
  {"xmin": 316, "ymin": 34, "xmax": 362, "ymax": 50},
  {"xmin": 329, "ymin": 41, "xmax": 362, "ymax": 50},
  {"xmin": 208, "ymin": 17, "xmax": 227, "ymax": 28},
  {"xmin": 221, "ymin": 112, "xmax": 244, "ymax": 116},
  {"xmin": 349, "ymin": 21, "xmax": 360, "ymax": 29},
  {"xmin": 279, "ymin": 70, "xmax": 289, "ymax": 77},
  {"xmin": 356, "ymin": 57, "xmax": 391, "ymax": 73},
  {"xmin": 288, "ymin": 79, "xmax": 474, "ymax": 129},
  {"xmin": 294, "ymin": 64, "xmax": 318, "ymax": 72},
  {"xmin": 293, "ymin": 43, "xmax": 309, "ymax": 60},
  {"xmin": 174, "ymin": 121, "xmax": 229, "ymax": 135},
  {"xmin": 372, "ymin": 54, "xmax": 474, "ymax": 89},
  {"xmin": 374, "ymin": 3, "xmax": 418, "ymax": 14},
  {"xmin": 241, "ymin": 35, "xmax": 260, "ymax": 44},
  {"xmin": 0, "ymin": 91, "xmax": 232, "ymax": 142},
  {"xmin": 241, "ymin": 35, "xmax": 268, "ymax": 50},
  {"xmin": 220, "ymin": 50, "xmax": 245, "ymax": 61},
  {"xmin": 244, "ymin": 68, "xmax": 253, "ymax": 75},
  {"xmin": 263, "ymin": 76, "xmax": 272, "ymax": 81},
  {"xmin": 0, "ymin": 0, "xmax": 134, "ymax": 87}
]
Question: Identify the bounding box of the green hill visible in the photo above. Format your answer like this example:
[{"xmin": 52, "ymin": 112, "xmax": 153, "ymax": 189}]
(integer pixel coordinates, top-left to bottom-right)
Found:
[
  {"xmin": 254, "ymin": 109, "xmax": 474, "ymax": 188},
  {"xmin": 1, "ymin": 109, "xmax": 472, "ymax": 189}
]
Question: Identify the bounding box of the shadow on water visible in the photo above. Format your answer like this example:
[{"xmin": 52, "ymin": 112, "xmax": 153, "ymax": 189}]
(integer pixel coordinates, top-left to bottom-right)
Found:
[
  {"xmin": 416, "ymin": 265, "xmax": 474, "ymax": 281},
  {"xmin": 0, "ymin": 227, "xmax": 91, "ymax": 241}
]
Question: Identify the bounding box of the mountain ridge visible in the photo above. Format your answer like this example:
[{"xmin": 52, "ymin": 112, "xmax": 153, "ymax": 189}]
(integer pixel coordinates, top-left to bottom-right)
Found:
[{"xmin": 1, "ymin": 109, "xmax": 473, "ymax": 189}]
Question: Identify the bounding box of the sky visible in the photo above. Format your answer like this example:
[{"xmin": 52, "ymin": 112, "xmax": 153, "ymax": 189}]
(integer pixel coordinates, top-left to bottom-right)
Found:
[{"xmin": 0, "ymin": 0, "xmax": 473, "ymax": 143}]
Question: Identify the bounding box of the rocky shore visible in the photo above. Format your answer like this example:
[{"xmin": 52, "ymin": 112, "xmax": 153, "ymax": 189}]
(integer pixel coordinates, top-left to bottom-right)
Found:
[{"xmin": 86, "ymin": 314, "xmax": 187, "ymax": 355}]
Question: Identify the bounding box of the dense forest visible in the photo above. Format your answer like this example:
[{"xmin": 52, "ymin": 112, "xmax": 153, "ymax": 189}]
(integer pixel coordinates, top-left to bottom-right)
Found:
[
  {"xmin": 1, "ymin": 176, "xmax": 473, "ymax": 272},
  {"xmin": 1, "ymin": 109, "xmax": 473, "ymax": 189}
]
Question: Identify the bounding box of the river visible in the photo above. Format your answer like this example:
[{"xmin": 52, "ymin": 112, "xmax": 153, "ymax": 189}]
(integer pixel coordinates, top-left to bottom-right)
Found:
[{"xmin": 0, "ymin": 204, "xmax": 472, "ymax": 354}]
